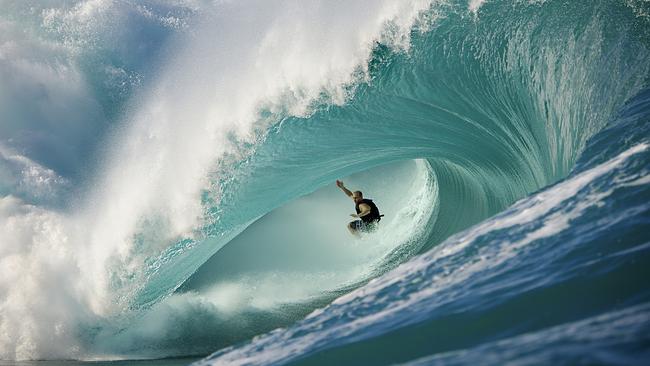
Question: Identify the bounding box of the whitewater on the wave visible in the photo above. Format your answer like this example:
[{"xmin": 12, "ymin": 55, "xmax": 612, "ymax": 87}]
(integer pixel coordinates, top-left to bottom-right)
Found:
[{"xmin": 0, "ymin": 0, "xmax": 434, "ymax": 360}]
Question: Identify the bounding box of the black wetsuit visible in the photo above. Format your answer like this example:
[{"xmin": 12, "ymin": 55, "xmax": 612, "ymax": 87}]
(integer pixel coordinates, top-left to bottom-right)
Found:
[{"xmin": 352, "ymin": 198, "xmax": 381, "ymax": 231}]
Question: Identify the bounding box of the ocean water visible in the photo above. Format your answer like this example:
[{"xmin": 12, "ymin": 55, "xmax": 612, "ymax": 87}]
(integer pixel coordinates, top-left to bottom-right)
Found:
[{"xmin": 0, "ymin": 0, "xmax": 649, "ymax": 365}]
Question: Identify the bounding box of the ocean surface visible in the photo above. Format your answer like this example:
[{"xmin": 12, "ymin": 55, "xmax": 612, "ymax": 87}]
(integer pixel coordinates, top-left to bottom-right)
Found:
[{"xmin": 1, "ymin": 0, "xmax": 649, "ymax": 365}]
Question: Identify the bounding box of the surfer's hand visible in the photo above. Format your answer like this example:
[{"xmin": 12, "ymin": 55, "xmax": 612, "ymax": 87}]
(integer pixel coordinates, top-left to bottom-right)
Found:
[
  {"xmin": 350, "ymin": 214, "xmax": 358, "ymax": 218},
  {"xmin": 336, "ymin": 180, "xmax": 345, "ymax": 188}
]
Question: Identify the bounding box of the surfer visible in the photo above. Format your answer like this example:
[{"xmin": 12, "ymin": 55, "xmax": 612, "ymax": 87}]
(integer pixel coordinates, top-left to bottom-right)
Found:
[{"xmin": 336, "ymin": 180, "xmax": 383, "ymax": 235}]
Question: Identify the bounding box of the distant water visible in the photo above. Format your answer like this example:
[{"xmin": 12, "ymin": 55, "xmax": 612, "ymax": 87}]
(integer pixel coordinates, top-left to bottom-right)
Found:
[{"xmin": 0, "ymin": 0, "xmax": 648, "ymax": 365}]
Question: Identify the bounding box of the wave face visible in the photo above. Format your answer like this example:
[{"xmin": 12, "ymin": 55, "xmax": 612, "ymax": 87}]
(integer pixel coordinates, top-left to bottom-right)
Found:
[{"xmin": 1, "ymin": 0, "xmax": 649, "ymax": 363}]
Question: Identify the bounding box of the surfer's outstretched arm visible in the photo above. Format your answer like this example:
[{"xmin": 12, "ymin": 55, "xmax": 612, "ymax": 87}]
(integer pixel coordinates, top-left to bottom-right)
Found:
[{"xmin": 336, "ymin": 180, "xmax": 354, "ymax": 198}]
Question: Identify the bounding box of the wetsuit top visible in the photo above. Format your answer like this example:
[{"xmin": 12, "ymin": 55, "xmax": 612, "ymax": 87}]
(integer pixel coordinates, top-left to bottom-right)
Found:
[{"xmin": 355, "ymin": 198, "xmax": 381, "ymax": 223}]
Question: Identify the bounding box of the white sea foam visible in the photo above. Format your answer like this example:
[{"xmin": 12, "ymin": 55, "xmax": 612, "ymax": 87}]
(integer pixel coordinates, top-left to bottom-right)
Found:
[{"xmin": 469, "ymin": 0, "xmax": 486, "ymax": 13}]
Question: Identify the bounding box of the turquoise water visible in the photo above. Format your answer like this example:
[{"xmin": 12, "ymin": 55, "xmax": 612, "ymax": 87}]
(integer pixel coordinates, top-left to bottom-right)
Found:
[{"xmin": 0, "ymin": 0, "xmax": 649, "ymax": 364}]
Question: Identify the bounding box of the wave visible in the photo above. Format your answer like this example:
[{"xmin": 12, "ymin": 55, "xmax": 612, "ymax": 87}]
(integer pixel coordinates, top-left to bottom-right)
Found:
[
  {"xmin": 0, "ymin": 0, "xmax": 649, "ymax": 362},
  {"xmin": 197, "ymin": 89, "xmax": 650, "ymax": 365}
]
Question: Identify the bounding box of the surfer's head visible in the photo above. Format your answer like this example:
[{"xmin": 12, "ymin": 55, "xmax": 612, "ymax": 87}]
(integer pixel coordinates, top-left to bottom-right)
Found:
[{"xmin": 353, "ymin": 191, "xmax": 363, "ymax": 203}]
